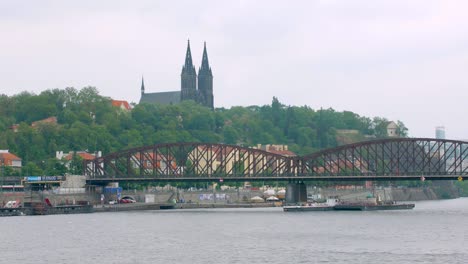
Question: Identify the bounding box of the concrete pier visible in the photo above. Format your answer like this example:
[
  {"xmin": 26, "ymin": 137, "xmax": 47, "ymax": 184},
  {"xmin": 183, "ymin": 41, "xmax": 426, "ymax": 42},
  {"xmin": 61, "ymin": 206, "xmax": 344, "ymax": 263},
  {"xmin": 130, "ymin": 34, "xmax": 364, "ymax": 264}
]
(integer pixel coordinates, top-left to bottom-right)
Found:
[{"xmin": 285, "ymin": 182, "xmax": 307, "ymax": 205}]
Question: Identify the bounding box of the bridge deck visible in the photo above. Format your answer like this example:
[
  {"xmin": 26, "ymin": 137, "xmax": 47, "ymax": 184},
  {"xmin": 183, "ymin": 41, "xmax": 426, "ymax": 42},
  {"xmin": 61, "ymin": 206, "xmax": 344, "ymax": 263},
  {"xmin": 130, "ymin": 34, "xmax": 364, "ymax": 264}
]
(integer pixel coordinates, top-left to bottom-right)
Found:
[{"xmin": 87, "ymin": 175, "xmax": 462, "ymax": 184}]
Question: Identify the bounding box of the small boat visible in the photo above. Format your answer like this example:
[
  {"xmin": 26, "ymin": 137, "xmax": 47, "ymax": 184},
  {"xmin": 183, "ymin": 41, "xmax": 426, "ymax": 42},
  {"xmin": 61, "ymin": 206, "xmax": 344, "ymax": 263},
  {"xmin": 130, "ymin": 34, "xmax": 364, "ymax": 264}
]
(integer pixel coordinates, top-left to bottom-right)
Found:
[{"xmin": 283, "ymin": 198, "xmax": 339, "ymax": 212}]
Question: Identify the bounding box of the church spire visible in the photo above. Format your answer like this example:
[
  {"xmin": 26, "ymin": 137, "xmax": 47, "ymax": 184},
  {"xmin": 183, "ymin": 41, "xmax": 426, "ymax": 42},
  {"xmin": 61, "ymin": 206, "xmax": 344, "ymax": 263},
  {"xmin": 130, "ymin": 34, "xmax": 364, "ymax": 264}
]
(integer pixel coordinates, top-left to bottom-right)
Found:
[
  {"xmin": 200, "ymin": 42, "xmax": 210, "ymax": 71},
  {"xmin": 184, "ymin": 39, "xmax": 194, "ymax": 69},
  {"xmin": 141, "ymin": 76, "xmax": 145, "ymax": 95},
  {"xmin": 198, "ymin": 41, "xmax": 214, "ymax": 110},
  {"xmin": 181, "ymin": 39, "xmax": 196, "ymax": 76}
]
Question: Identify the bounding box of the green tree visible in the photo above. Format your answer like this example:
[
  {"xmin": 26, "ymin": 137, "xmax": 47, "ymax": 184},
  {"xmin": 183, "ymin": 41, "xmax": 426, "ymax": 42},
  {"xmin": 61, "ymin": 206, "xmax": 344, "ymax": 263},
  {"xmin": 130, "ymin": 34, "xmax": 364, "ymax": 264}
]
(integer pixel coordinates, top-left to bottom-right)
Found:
[
  {"xmin": 22, "ymin": 162, "xmax": 43, "ymax": 176},
  {"xmin": 0, "ymin": 87, "xmax": 410, "ymax": 169},
  {"xmin": 69, "ymin": 153, "xmax": 83, "ymax": 175}
]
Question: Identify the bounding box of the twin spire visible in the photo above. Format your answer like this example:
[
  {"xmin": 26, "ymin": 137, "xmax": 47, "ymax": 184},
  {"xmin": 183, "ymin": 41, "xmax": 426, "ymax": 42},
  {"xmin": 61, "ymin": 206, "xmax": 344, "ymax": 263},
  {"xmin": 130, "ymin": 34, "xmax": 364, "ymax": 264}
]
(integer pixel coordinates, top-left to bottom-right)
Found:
[
  {"xmin": 182, "ymin": 39, "xmax": 211, "ymax": 76},
  {"xmin": 181, "ymin": 39, "xmax": 214, "ymax": 109}
]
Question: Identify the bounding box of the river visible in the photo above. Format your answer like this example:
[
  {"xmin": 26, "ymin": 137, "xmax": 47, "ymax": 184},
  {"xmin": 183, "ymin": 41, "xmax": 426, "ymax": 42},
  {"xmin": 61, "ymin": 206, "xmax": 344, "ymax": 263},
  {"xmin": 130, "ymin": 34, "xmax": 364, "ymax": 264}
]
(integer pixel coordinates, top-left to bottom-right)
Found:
[{"xmin": 1, "ymin": 198, "xmax": 467, "ymax": 264}]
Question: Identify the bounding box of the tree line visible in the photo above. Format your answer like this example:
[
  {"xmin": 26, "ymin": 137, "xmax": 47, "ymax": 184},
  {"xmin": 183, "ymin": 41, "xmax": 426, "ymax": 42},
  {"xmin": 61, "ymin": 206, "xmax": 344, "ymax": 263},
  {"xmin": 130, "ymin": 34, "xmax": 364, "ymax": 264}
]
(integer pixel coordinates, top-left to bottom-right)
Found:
[{"xmin": 0, "ymin": 87, "xmax": 407, "ymax": 176}]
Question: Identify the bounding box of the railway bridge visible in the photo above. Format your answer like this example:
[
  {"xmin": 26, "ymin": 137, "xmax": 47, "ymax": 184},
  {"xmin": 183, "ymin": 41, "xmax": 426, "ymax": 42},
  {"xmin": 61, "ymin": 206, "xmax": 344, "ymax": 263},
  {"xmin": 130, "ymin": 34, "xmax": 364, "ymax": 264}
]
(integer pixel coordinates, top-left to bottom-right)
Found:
[{"xmin": 84, "ymin": 138, "xmax": 468, "ymax": 203}]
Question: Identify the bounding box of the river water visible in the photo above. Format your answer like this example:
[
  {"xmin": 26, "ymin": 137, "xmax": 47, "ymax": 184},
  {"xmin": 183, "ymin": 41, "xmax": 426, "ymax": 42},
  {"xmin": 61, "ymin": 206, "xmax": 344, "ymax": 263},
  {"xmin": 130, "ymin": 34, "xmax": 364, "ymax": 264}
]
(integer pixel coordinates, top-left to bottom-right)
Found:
[{"xmin": 1, "ymin": 198, "xmax": 467, "ymax": 264}]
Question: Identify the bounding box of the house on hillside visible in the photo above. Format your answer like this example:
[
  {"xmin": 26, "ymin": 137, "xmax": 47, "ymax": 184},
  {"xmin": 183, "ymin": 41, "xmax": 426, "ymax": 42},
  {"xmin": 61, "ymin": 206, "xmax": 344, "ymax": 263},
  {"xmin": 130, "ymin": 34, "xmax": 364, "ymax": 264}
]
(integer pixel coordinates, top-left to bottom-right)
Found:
[
  {"xmin": 0, "ymin": 150, "xmax": 22, "ymax": 168},
  {"xmin": 10, "ymin": 116, "xmax": 58, "ymax": 133},
  {"xmin": 56, "ymin": 151, "xmax": 101, "ymax": 170},
  {"xmin": 31, "ymin": 116, "xmax": 58, "ymax": 128},
  {"xmin": 111, "ymin": 100, "xmax": 132, "ymax": 111},
  {"xmin": 9, "ymin": 124, "xmax": 19, "ymax": 133}
]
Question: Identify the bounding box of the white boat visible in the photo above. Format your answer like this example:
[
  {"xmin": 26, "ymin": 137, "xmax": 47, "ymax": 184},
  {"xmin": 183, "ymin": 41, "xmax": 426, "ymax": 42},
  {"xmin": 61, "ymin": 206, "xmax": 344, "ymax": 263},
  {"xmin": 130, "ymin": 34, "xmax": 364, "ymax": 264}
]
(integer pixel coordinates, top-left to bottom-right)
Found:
[{"xmin": 283, "ymin": 198, "xmax": 339, "ymax": 212}]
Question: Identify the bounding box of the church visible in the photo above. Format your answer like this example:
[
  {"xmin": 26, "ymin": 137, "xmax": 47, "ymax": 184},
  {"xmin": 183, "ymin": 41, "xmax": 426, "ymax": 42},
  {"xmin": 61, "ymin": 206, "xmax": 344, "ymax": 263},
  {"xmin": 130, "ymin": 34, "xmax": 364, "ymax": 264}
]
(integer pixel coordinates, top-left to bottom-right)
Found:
[{"xmin": 139, "ymin": 40, "xmax": 214, "ymax": 110}]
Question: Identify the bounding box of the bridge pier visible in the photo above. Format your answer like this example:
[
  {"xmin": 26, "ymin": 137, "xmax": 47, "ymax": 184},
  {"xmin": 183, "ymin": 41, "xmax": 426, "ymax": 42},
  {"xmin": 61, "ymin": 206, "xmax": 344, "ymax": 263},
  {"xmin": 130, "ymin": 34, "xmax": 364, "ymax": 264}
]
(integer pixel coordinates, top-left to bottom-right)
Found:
[{"xmin": 285, "ymin": 182, "xmax": 307, "ymax": 205}]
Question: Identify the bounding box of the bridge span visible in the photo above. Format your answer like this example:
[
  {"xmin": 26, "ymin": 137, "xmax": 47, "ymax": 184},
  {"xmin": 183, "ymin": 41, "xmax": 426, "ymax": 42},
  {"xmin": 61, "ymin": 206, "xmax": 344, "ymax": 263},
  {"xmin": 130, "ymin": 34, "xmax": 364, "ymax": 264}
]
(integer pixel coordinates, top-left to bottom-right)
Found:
[{"xmin": 84, "ymin": 138, "xmax": 468, "ymax": 185}]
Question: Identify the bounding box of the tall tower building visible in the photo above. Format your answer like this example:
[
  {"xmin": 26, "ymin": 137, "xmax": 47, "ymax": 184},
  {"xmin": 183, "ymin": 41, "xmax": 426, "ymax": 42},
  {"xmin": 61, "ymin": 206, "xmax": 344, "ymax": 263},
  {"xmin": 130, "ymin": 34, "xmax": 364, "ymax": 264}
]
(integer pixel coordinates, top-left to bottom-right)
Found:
[
  {"xmin": 435, "ymin": 126, "xmax": 445, "ymax": 139},
  {"xmin": 197, "ymin": 42, "xmax": 214, "ymax": 109},
  {"xmin": 180, "ymin": 40, "xmax": 197, "ymax": 102}
]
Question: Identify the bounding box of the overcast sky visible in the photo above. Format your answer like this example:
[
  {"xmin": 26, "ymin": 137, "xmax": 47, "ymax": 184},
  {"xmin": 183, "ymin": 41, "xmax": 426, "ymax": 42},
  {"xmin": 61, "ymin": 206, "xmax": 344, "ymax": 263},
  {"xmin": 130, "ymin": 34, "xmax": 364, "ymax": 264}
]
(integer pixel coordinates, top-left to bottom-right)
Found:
[{"xmin": 1, "ymin": 1, "xmax": 467, "ymax": 139}]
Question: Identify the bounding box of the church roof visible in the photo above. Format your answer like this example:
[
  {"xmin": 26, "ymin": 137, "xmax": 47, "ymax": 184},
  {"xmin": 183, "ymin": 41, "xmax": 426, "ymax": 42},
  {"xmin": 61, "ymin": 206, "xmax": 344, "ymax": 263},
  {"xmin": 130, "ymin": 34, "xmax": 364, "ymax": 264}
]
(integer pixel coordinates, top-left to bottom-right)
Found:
[{"xmin": 140, "ymin": 91, "xmax": 181, "ymax": 105}]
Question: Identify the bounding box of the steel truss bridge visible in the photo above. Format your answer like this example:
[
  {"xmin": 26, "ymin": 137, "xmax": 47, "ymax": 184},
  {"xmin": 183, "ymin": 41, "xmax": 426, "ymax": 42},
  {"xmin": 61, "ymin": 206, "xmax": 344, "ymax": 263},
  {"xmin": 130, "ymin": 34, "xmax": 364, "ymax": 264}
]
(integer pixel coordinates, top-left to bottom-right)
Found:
[{"xmin": 84, "ymin": 138, "xmax": 468, "ymax": 184}]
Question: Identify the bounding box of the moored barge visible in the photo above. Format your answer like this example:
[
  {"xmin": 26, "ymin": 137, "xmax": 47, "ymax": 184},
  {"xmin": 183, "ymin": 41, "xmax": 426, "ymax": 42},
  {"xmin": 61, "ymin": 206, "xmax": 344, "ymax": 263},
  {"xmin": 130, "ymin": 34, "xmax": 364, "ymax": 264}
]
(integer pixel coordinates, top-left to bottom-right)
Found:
[
  {"xmin": 23, "ymin": 198, "xmax": 93, "ymax": 215},
  {"xmin": 0, "ymin": 207, "xmax": 26, "ymax": 216},
  {"xmin": 283, "ymin": 205, "xmax": 334, "ymax": 212},
  {"xmin": 333, "ymin": 202, "xmax": 415, "ymax": 211},
  {"xmin": 283, "ymin": 198, "xmax": 339, "ymax": 212},
  {"xmin": 284, "ymin": 197, "xmax": 415, "ymax": 212}
]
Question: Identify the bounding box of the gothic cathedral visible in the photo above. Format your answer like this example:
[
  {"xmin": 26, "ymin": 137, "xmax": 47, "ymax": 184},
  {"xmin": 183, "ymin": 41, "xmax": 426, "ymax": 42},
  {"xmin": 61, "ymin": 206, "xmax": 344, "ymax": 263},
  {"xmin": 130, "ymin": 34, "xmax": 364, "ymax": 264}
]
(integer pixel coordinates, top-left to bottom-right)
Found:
[{"xmin": 139, "ymin": 40, "xmax": 214, "ymax": 110}]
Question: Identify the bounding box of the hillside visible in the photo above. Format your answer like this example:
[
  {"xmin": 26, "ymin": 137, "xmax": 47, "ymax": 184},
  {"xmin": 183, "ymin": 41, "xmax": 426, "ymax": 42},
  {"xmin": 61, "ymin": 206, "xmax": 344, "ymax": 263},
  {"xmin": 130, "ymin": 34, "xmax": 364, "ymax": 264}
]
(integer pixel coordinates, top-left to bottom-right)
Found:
[{"xmin": 0, "ymin": 87, "xmax": 408, "ymax": 175}]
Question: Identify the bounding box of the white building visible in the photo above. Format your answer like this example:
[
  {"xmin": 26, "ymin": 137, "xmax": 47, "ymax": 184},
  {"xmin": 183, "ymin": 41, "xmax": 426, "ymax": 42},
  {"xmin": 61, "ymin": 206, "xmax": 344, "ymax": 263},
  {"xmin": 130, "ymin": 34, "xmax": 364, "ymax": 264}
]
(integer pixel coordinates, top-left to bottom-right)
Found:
[
  {"xmin": 386, "ymin": 121, "xmax": 399, "ymax": 137},
  {"xmin": 435, "ymin": 126, "xmax": 445, "ymax": 139}
]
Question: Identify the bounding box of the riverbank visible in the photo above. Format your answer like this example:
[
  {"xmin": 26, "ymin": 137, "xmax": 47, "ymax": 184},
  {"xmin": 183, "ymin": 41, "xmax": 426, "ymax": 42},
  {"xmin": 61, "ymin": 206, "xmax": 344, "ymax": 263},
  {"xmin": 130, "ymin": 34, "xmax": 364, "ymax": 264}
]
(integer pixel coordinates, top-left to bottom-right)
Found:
[{"xmin": 0, "ymin": 182, "xmax": 461, "ymax": 215}]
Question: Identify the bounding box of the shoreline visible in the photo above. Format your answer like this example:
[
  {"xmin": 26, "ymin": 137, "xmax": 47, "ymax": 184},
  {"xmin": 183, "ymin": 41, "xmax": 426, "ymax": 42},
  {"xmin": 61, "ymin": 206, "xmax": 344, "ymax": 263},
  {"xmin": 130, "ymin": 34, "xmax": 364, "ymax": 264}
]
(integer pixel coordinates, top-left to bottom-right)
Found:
[{"xmin": 93, "ymin": 202, "xmax": 279, "ymax": 212}]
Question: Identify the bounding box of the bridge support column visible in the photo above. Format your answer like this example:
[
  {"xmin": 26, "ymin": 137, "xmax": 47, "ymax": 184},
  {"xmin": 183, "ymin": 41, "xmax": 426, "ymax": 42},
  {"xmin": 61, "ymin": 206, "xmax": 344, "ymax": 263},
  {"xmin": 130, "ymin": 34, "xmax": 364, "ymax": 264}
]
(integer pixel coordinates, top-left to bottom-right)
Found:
[{"xmin": 285, "ymin": 182, "xmax": 307, "ymax": 205}]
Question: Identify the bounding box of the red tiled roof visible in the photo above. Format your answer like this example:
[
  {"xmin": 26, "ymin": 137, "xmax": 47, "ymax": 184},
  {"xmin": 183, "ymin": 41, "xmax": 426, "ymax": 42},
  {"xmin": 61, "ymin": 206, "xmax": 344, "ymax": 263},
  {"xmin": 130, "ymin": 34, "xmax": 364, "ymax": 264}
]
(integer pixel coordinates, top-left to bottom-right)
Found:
[
  {"xmin": 111, "ymin": 100, "xmax": 131, "ymax": 110},
  {"xmin": 0, "ymin": 152, "xmax": 21, "ymax": 161},
  {"xmin": 31, "ymin": 117, "xmax": 57, "ymax": 127},
  {"xmin": 64, "ymin": 152, "xmax": 96, "ymax": 161},
  {"xmin": 0, "ymin": 152, "xmax": 22, "ymax": 166}
]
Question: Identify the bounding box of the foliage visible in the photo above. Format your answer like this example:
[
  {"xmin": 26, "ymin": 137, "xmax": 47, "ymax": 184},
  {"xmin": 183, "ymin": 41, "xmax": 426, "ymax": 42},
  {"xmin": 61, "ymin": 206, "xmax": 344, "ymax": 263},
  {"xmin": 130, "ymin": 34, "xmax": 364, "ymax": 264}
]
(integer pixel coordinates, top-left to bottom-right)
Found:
[{"xmin": 0, "ymin": 88, "xmax": 408, "ymax": 176}]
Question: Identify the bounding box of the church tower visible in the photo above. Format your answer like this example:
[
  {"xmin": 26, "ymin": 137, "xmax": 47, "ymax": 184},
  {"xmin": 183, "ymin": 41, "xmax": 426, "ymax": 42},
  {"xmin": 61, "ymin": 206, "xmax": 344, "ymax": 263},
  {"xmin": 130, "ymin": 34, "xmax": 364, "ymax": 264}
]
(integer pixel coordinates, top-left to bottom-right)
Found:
[
  {"xmin": 181, "ymin": 40, "xmax": 197, "ymax": 102},
  {"xmin": 197, "ymin": 42, "xmax": 214, "ymax": 109},
  {"xmin": 141, "ymin": 76, "xmax": 145, "ymax": 96}
]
